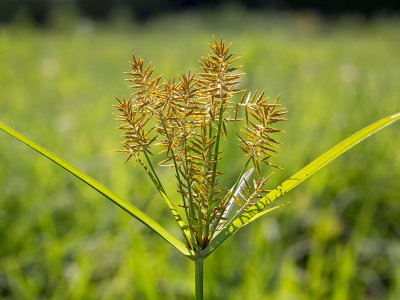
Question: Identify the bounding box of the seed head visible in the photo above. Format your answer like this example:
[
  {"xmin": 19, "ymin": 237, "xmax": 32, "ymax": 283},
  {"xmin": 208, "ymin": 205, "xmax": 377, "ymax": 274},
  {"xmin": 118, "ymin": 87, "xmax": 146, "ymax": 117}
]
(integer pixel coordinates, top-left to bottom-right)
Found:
[{"xmin": 114, "ymin": 36, "xmax": 287, "ymax": 249}]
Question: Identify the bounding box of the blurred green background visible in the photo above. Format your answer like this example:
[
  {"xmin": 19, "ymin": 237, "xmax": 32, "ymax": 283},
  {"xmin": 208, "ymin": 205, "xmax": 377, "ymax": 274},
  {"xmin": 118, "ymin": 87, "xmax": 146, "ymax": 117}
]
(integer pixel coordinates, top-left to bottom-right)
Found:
[{"xmin": 1, "ymin": 7, "xmax": 400, "ymax": 300}]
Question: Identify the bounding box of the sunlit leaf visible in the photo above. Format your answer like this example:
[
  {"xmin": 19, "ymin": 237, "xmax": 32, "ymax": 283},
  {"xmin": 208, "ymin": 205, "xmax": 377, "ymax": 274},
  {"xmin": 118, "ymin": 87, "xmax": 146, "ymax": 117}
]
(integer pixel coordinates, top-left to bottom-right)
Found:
[
  {"xmin": 0, "ymin": 121, "xmax": 193, "ymax": 257},
  {"xmin": 204, "ymin": 112, "xmax": 400, "ymax": 257}
]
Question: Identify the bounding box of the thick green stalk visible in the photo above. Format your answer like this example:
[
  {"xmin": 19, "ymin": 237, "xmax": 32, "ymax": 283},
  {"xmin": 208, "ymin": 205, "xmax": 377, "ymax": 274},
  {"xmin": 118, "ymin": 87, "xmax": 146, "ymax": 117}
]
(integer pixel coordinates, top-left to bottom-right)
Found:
[{"xmin": 195, "ymin": 259, "xmax": 204, "ymax": 300}]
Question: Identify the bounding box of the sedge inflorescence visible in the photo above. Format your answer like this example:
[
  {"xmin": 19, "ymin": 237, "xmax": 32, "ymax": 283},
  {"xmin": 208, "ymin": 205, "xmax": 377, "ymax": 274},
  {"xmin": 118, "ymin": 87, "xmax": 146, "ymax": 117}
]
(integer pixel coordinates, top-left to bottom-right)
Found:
[{"xmin": 114, "ymin": 36, "xmax": 287, "ymax": 250}]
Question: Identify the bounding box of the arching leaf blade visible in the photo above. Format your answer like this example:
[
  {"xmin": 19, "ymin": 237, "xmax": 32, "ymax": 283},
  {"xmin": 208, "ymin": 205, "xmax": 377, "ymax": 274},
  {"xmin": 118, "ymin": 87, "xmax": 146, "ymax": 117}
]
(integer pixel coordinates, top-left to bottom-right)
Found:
[
  {"xmin": 204, "ymin": 111, "xmax": 400, "ymax": 257},
  {"xmin": 0, "ymin": 122, "xmax": 193, "ymax": 257}
]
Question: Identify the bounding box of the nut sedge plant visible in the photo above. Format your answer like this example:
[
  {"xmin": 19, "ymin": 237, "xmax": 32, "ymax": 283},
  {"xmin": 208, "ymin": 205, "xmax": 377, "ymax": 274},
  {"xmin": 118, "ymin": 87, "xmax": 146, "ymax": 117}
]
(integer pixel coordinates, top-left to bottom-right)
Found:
[
  {"xmin": 1, "ymin": 36, "xmax": 399, "ymax": 300},
  {"xmin": 114, "ymin": 36, "xmax": 287, "ymax": 251}
]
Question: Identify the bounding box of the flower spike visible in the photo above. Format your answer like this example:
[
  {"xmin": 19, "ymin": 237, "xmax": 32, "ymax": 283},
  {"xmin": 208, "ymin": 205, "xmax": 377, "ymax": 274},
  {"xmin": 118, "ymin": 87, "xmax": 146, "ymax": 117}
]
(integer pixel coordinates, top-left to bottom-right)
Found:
[{"xmin": 114, "ymin": 36, "xmax": 287, "ymax": 249}]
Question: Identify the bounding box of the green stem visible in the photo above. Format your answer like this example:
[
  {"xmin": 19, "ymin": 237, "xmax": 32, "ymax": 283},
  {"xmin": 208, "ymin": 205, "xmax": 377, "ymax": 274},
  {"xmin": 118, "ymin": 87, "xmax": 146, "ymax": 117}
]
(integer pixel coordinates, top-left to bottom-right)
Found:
[
  {"xmin": 136, "ymin": 154, "xmax": 193, "ymax": 249},
  {"xmin": 159, "ymin": 118, "xmax": 190, "ymax": 226},
  {"xmin": 143, "ymin": 150, "xmax": 165, "ymax": 192},
  {"xmin": 183, "ymin": 132, "xmax": 197, "ymax": 239},
  {"xmin": 195, "ymin": 259, "xmax": 204, "ymax": 300},
  {"xmin": 204, "ymin": 101, "xmax": 225, "ymax": 241}
]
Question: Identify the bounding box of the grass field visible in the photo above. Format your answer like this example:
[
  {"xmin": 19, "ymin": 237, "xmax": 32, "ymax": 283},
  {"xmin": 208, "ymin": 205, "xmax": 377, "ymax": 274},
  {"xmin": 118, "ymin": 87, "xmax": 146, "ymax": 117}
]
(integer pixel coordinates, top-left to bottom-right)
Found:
[{"xmin": 1, "ymin": 10, "xmax": 400, "ymax": 299}]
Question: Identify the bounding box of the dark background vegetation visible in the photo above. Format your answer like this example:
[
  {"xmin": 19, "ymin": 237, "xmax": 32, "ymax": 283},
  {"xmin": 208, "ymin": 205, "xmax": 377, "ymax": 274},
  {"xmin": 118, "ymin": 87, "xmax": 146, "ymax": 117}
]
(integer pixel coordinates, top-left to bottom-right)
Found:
[{"xmin": 1, "ymin": 0, "xmax": 400, "ymax": 24}]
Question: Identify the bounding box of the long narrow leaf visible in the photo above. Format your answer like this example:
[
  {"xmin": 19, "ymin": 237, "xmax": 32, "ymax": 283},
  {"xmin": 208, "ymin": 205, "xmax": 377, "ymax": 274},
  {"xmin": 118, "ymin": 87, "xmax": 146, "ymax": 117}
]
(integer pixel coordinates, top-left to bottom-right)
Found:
[
  {"xmin": 204, "ymin": 111, "xmax": 400, "ymax": 257},
  {"xmin": 0, "ymin": 122, "xmax": 193, "ymax": 257}
]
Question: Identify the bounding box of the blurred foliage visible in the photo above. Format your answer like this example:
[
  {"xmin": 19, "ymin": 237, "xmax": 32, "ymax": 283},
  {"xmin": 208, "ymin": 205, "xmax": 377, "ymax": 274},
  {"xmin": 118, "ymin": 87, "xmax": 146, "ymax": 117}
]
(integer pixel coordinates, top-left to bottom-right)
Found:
[{"xmin": 1, "ymin": 9, "xmax": 400, "ymax": 299}]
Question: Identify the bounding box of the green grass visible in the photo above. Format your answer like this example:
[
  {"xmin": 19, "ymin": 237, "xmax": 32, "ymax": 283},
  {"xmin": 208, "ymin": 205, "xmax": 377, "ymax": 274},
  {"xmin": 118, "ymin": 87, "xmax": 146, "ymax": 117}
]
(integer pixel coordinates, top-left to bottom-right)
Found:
[{"xmin": 1, "ymin": 11, "xmax": 400, "ymax": 299}]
